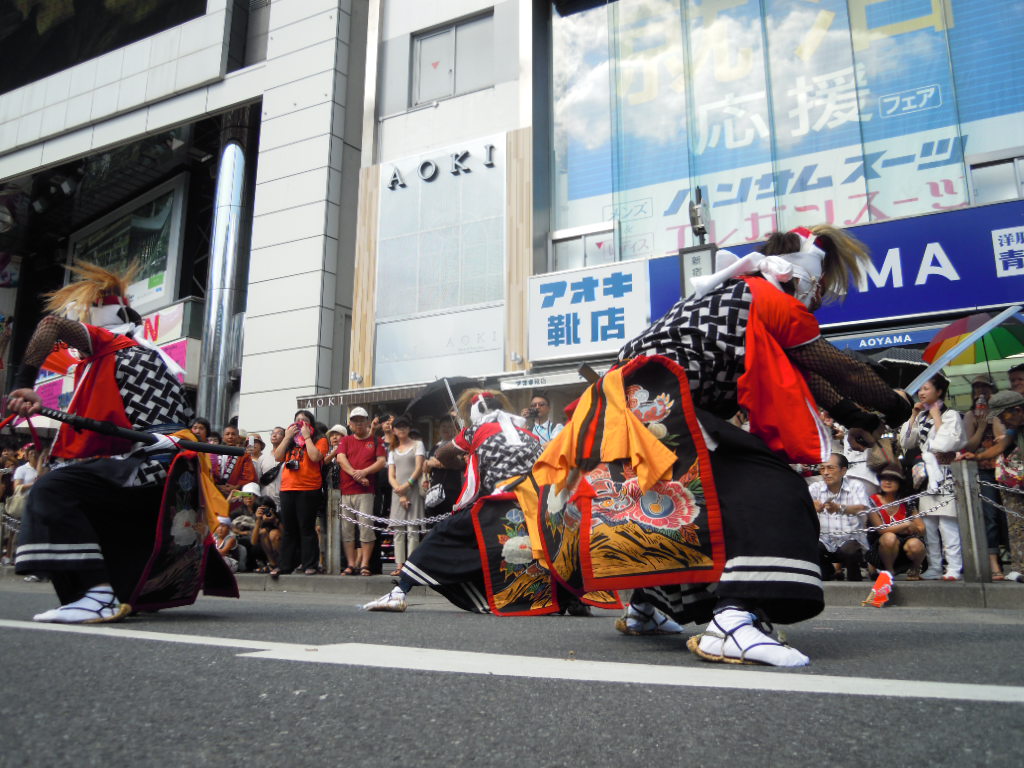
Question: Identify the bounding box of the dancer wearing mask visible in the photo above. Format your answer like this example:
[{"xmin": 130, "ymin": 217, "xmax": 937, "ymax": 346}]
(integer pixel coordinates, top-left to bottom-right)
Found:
[
  {"xmin": 362, "ymin": 390, "xmax": 545, "ymax": 613},
  {"xmin": 530, "ymin": 226, "xmax": 913, "ymax": 666},
  {"xmin": 6, "ymin": 262, "xmax": 235, "ymax": 623}
]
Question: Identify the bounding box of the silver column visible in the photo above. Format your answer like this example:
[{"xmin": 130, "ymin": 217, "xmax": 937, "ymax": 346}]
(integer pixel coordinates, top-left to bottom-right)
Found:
[{"xmin": 196, "ymin": 141, "xmax": 246, "ymax": 427}]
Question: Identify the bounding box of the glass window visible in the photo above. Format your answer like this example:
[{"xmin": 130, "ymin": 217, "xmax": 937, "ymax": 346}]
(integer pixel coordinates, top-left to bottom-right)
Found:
[
  {"xmin": 972, "ymin": 161, "xmax": 1020, "ymax": 205},
  {"xmin": 412, "ymin": 13, "xmax": 493, "ymax": 106},
  {"xmin": 455, "ymin": 15, "xmax": 494, "ymax": 95},
  {"xmin": 413, "ymin": 29, "xmax": 454, "ymax": 104}
]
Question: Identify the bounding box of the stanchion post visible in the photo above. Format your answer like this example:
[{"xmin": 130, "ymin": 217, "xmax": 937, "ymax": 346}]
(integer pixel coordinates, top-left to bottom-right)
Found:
[
  {"xmin": 327, "ymin": 502, "xmax": 342, "ymax": 574},
  {"xmin": 955, "ymin": 461, "xmax": 988, "ymax": 582}
]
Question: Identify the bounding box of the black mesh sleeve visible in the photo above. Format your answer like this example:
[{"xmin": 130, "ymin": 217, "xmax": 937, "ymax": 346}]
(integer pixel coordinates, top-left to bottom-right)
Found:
[
  {"xmin": 787, "ymin": 337, "xmax": 912, "ymax": 428},
  {"xmin": 13, "ymin": 315, "xmax": 92, "ymax": 389}
]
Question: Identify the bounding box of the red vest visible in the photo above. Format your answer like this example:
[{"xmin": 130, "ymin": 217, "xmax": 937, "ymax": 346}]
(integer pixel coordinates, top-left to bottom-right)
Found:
[{"xmin": 51, "ymin": 324, "xmax": 139, "ymax": 459}]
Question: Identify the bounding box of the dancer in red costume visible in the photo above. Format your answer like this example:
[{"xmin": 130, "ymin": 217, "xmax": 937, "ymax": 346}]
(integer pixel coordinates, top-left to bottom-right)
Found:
[
  {"xmin": 7, "ymin": 262, "xmax": 235, "ymax": 623},
  {"xmin": 532, "ymin": 226, "xmax": 912, "ymax": 666}
]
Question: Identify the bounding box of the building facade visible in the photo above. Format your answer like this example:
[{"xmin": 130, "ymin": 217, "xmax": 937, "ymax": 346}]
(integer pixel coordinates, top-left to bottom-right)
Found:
[
  {"xmin": 0, "ymin": 0, "xmax": 366, "ymax": 434},
  {"xmin": 2, "ymin": 1, "xmax": 1022, "ymax": 438},
  {"xmin": 338, "ymin": 0, "xmax": 1024, "ymax": 422}
]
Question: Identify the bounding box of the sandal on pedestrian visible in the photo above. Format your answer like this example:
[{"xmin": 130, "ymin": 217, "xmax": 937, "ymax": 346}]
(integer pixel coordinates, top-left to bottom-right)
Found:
[
  {"xmin": 342, "ymin": 566, "xmax": 355, "ymax": 576},
  {"xmin": 389, "ymin": 568, "xmax": 403, "ymax": 576},
  {"xmin": 269, "ymin": 568, "xmax": 280, "ymax": 579},
  {"xmin": 360, "ymin": 567, "xmax": 372, "ymax": 576},
  {"xmin": 905, "ymin": 567, "xmax": 922, "ymax": 581},
  {"xmin": 992, "ymin": 571, "xmax": 1006, "ymax": 581}
]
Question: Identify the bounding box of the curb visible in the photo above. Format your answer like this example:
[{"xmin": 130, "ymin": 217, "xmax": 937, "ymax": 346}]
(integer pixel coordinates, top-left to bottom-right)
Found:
[
  {"xmin": 5, "ymin": 567, "xmax": 1024, "ymax": 609},
  {"xmin": 235, "ymin": 573, "xmax": 1024, "ymax": 610}
]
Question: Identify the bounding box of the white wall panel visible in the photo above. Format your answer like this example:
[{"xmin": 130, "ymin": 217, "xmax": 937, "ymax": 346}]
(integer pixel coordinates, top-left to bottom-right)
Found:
[
  {"xmin": 255, "ymin": 167, "xmax": 331, "ymax": 215},
  {"xmin": 146, "ymin": 89, "xmax": 207, "ymax": 132},
  {"xmin": 254, "ymin": 134, "xmax": 333, "ymax": 184},
  {"xmin": 250, "ymin": 201, "xmax": 329, "ymax": 251},
  {"xmin": 242, "ymin": 307, "xmax": 323, "ymax": 354},
  {"xmin": 264, "ymin": 0, "xmax": 343, "ymax": 31},
  {"xmin": 262, "ymin": 68, "xmax": 336, "ymax": 120},
  {"xmin": 262, "ymin": 39, "xmax": 339, "ymax": 90},
  {"xmin": 94, "ymin": 50, "xmax": 125, "ymax": 89},
  {"xmin": 91, "ymin": 110, "xmax": 148, "ymax": 150},
  {"xmin": 90, "ymin": 84, "xmax": 120, "ymax": 121},
  {"xmin": 247, "ymin": 271, "xmax": 327, "ymax": 313},
  {"xmin": 258, "ymin": 102, "xmax": 333, "ymax": 151},
  {"xmin": 43, "ymin": 72, "xmax": 73, "ymax": 106},
  {"xmin": 236, "ymin": 387, "xmax": 315, "ymax": 433},
  {"xmin": 117, "ymin": 73, "xmax": 149, "ymax": 111},
  {"xmin": 249, "ymin": 237, "xmax": 333, "ymax": 284},
  {"xmin": 266, "ymin": 10, "xmax": 339, "ymax": 60},
  {"xmin": 240, "ymin": 347, "xmax": 321, "ymax": 393},
  {"xmin": 121, "ymin": 38, "xmax": 153, "ymax": 78},
  {"xmin": 40, "ymin": 129, "xmax": 94, "ymax": 166}
]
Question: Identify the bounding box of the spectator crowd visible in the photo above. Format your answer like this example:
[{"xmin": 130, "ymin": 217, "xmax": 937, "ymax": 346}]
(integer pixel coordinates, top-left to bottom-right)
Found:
[{"xmin": 4, "ymin": 364, "xmax": 1023, "ymax": 588}]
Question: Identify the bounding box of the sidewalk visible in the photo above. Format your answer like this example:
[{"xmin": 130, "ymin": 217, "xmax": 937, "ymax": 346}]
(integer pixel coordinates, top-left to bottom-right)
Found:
[
  {"xmin": 5, "ymin": 566, "xmax": 1024, "ymax": 609},
  {"xmin": 231, "ymin": 571, "xmax": 1024, "ymax": 610}
]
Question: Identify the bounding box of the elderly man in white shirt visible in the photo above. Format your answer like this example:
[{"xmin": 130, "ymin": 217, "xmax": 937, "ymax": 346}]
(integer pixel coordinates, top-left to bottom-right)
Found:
[{"xmin": 810, "ymin": 452, "xmax": 870, "ymax": 581}]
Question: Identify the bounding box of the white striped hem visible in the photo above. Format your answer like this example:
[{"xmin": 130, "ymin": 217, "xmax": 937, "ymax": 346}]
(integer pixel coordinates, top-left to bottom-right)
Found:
[
  {"xmin": 15, "ymin": 552, "xmax": 105, "ymax": 564},
  {"xmin": 463, "ymin": 583, "xmax": 490, "ymax": 613},
  {"xmin": 724, "ymin": 556, "xmax": 819, "ymax": 572},
  {"xmin": 719, "ymin": 571, "xmax": 823, "ymax": 587},
  {"xmin": 401, "ymin": 560, "xmax": 439, "ymax": 586},
  {"xmin": 16, "ymin": 543, "xmax": 103, "ymax": 553}
]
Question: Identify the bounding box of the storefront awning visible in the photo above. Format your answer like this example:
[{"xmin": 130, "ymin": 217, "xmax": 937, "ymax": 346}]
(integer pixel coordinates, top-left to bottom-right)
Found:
[{"xmin": 296, "ymin": 383, "xmax": 427, "ymax": 409}]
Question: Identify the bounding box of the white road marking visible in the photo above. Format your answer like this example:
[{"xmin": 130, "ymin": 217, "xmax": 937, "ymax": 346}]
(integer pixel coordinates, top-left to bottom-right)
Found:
[{"xmin": 1, "ymin": 619, "xmax": 1022, "ymax": 703}]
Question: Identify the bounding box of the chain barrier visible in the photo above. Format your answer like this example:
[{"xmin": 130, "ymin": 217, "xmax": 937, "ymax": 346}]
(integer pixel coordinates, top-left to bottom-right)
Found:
[
  {"xmin": 1, "ymin": 511, "xmax": 19, "ymax": 533},
  {"xmin": 332, "ymin": 503, "xmax": 450, "ymax": 534},
  {"xmin": 818, "ymin": 479, "xmax": 956, "ymax": 541},
  {"xmin": 976, "ymin": 479, "xmax": 1024, "ymax": 521}
]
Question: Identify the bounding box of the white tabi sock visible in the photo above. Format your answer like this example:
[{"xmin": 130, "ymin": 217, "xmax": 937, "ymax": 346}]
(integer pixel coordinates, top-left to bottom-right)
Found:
[
  {"xmin": 32, "ymin": 586, "xmax": 128, "ymax": 624},
  {"xmin": 697, "ymin": 608, "xmax": 810, "ymax": 667}
]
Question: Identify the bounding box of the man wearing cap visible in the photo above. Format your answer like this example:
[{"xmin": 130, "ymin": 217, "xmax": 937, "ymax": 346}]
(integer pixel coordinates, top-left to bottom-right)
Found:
[
  {"xmin": 337, "ymin": 408, "xmax": 386, "ymax": 575},
  {"xmin": 965, "ymin": 390, "xmax": 1024, "ymax": 581},
  {"xmin": 1008, "ymin": 364, "xmax": 1024, "ymax": 395},
  {"xmin": 961, "ymin": 375, "xmax": 1009, "ymax": 579}
]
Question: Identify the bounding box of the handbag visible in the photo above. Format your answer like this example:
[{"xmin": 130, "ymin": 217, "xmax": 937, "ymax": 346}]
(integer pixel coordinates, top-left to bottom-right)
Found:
[
  {"xmin": 995, "ymin": 450, "xmax": 1024, "ymax": 489},
  {"xmin": 259, "ymin": 462, "xmax": 282, "ymax": 487},
  {"xmin": 424, "ymin": 483, "xmax": 446, "ymax": 508}
]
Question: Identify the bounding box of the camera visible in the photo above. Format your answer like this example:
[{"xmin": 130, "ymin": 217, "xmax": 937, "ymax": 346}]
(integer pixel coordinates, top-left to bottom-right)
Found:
[
  {"xmin": 527, "ymin": 407, "xmax": 540, "ymax": 418},
  {"xmin": 285, "ymin": 459, "xmax": 301, "ymax": 471}
]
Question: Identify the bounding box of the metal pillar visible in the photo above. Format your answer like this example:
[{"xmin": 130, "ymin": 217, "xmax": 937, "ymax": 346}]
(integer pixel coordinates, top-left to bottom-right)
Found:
[
  {"xmin": 196, "ymin": 128, "xmax": 248, "ymax": 427},
  {"xmin": 954, "ymin": 460, "xmax": 989, "ymax": 583}
]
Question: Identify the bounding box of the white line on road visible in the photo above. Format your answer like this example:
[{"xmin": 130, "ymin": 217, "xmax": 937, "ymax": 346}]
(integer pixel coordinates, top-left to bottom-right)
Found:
[{"xmin": 2, "ymin": 618, "xmax": 1022, "ymax": 704}]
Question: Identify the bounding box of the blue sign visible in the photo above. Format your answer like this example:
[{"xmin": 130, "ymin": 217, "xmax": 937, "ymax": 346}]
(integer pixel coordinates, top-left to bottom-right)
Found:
[
  {"xmin": 829, "ymin": 328, "xmax": 938, "ymax": 351},
  {"xmin": 646, "ymin": 199, "xmax": 1024, "ymax": 328}
]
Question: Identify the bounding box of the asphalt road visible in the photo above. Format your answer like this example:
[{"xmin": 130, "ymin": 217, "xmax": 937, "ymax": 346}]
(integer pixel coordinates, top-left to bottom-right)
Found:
[{"xmin": 2, "ymin": 579, "xmax": 1023, "ymax": 767}]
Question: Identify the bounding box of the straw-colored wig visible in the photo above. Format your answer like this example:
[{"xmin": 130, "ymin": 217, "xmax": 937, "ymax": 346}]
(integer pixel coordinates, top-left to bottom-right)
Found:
[{"xmin": 43, "ymin": 261, "xmax": 138, "ymax": 321}]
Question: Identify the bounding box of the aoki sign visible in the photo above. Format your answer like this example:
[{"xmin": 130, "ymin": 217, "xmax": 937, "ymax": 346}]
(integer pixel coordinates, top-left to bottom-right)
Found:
[{"xmin": 386, "ymin": 142, "xmax": 498, "ymax": 191}]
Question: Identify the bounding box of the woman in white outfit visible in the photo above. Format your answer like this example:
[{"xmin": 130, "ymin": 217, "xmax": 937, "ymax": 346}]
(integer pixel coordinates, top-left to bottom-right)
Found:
[
  {"xmin": 898, "ymin": 373, "xmax": 966, "ymax": 580},
  {"xmin": 387, "ymin": 415, "xmax": 426, "ymax": 575}
]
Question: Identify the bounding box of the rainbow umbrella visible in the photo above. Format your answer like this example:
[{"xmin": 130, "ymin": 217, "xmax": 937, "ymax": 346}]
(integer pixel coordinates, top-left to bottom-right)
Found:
[{"xmin": 922, "ymin": 311, "xmax": 1024, "ymax": 366}]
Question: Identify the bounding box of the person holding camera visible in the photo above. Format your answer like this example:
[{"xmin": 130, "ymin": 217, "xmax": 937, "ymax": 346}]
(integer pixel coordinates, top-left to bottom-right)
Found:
[
  {"xmin": 271, "ymin": 410, "xmax": 328, "ymax": 577},
  {"xmin": 250, "ymin": 497, "xmax": 282, "ymax": 572},
  {"xmin": 520, "ymin": 394, "xmax": 563, "ymax": 445}
]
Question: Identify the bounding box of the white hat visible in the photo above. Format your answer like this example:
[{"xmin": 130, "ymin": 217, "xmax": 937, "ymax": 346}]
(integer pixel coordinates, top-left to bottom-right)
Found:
[
  {"xmin": 327, "ymin": 423, "xmax": 348, "ymax": 437},
  {"xmin": 349, "ymin": 407, "xmax": 369, "ymax": 419}
]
